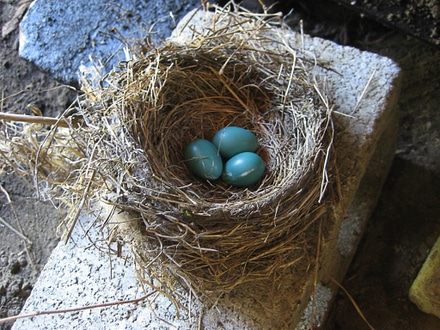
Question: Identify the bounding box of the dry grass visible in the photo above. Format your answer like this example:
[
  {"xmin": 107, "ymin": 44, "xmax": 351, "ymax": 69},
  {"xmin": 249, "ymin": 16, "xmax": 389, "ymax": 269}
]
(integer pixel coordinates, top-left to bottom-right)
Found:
[{"xmin": 0, "ymin": 3, "xmax": 334, "ymax": 303}]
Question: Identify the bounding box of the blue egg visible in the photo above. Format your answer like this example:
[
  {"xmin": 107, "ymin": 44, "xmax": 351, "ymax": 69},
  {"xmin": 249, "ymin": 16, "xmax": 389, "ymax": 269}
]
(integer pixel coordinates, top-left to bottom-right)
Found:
[
  {"xmin": 222, "ymin": 152, "xmax": 265, "ymax": 187},
  {"xmin": 212, "ymin": 126, "xmax": 258, "ymax": 159},
  {"xmin": 184, "ymin": 139, "xmax": 223, "ymax": 180}
]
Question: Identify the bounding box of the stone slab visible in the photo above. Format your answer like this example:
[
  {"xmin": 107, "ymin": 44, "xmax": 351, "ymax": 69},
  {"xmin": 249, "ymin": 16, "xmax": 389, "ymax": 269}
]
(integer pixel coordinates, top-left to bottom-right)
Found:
[
  {"xmin": 12, "ymin": 8, "xmax": 401, "ymax": 330},
  {"xmin": 19, "ymin": 0, "xmax": 200, "ymax": 84}
]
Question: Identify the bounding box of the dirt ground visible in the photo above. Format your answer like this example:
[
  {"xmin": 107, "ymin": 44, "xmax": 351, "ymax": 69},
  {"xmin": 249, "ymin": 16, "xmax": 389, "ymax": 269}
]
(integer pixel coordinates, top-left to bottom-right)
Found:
[
  {"xmin": 1, "ymin": 1, "xmax": 76, "ymax": 327},
  {"xmin": 1, "ymin": 1, "xmax": 440, "ymax": 329}
]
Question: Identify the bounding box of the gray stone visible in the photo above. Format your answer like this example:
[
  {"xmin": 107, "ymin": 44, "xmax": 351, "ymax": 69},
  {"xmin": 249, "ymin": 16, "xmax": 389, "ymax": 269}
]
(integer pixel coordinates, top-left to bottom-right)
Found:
[
  {"xmin": 19, "ymin": 0, "xmax": 200, "ymax": 84},
  {"xmin": 13, "ymin": 8, "xmax": 401, "ymax": 330}
]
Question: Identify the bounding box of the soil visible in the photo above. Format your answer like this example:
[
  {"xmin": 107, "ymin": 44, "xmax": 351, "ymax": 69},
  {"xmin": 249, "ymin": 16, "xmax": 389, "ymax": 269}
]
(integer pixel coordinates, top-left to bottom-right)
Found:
[
  {"xmin": 1, "ymin": 1, "xmax": 76, "ymax": 327},
  {"xmin": 1, "ymin": 1, "xmax": 440, "ymax": 329}
]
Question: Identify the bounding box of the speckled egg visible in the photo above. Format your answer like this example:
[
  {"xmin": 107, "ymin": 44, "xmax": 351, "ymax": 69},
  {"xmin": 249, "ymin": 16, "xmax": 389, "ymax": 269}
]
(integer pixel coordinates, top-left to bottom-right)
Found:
[
  {"xmin": 222, "ymin": 152, "xmax": 265, "ymax": 187},
  {"xmin": 212, "ymin": 126, "xmax": 258, "ymax": 159},
  {"xmin": 184, "ymin": 139, "xmax": 223, "ymax": 180}
]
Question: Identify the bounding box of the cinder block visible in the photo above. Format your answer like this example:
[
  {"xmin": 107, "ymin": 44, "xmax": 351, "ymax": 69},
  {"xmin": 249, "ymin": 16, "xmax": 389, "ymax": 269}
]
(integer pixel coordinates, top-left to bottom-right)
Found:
[{"xmin": 12, "ymin": 9, "xmax": 401, "ymax": 330}]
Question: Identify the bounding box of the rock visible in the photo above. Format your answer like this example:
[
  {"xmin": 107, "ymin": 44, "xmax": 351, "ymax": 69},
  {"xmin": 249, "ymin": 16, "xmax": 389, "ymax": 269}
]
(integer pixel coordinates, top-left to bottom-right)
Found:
[
  {"xmin": 409, "ymin": 235, "xmax": 440, "ymax": 319},
  {"xmin": 333, "ymin": 0, "xmax": 440, "ymax": 47},
  {"xmin": 19, "ymin": 0, "xmax": 200, "ymax": 84}
]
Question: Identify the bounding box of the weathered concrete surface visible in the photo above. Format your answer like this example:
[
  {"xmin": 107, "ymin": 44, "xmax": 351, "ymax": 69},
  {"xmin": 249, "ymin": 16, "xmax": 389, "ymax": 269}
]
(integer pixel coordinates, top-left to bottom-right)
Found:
[
  {"xmin": 19, "ymin": 0, "xmax": 200, "ymax": 84},
  {"xmin": 13, "ymin": 9, "xmax": 401, "ymax": 330}
]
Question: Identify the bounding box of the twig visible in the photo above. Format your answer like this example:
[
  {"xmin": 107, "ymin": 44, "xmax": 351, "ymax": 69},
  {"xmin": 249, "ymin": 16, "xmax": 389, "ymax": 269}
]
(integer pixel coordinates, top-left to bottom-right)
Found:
[
  {"xmin": 0, "ymin": 184, "xmax": 35, "ymax": 267},
  {"xmin": 0, "ymin": 216, "xmax": 31, "ymax": 244},
  {"xmin": 0, "ymin": 112, "xmax": 70, "ymax": 128},
  {"xmin": 326, "ymin": 271, "xmax": 376, "ymax": 330},
  {"xmin": 0, "ymin": 90, "xmax": 4, "ymax": 113},
  {"xmin": 352, "ymin": 69, "xmax": 376, "ymax": 114},
  {"xmin": 0, "ymin": 292, "xmax": 155, "ymax": 325}
]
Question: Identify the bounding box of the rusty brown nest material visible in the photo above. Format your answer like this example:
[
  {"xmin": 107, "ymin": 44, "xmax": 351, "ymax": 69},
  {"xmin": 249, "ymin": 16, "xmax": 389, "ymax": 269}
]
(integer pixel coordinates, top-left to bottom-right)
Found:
[{"xmin": 0, "ymin": 4, "xmax": 334, "ymax": 299}]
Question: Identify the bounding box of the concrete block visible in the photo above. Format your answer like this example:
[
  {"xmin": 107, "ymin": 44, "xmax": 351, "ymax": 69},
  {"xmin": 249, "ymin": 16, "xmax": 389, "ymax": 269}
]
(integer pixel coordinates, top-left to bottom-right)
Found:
[
  {"xmin": 409, "ymin": 235, "xmax": 440, "ymax": 319},
  {"xmin": 19, "ymin": 0, "xmax": 199, "ymax": 84},
  {"xmin": 12, "ymin": 9, "xmax": 401, "ymax": 330}
]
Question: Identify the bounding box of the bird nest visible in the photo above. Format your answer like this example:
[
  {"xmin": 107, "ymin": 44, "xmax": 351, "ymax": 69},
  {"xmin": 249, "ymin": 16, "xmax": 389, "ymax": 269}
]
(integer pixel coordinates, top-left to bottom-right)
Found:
[{"xmin": 0, "ymin": 5, "xmax": 334, "ymax": 298}]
